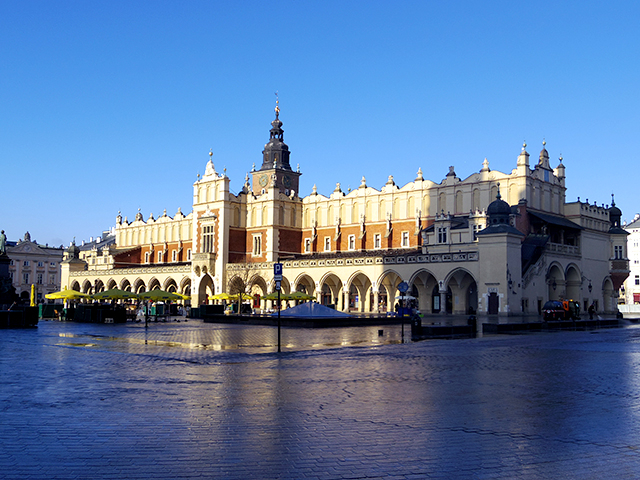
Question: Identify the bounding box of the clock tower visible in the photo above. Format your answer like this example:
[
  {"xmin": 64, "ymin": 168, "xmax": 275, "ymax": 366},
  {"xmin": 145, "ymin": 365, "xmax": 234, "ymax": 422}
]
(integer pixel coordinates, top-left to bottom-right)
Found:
[{"xmin": 251, "ymin": 98, "xmax": 301, "ymax": 195}]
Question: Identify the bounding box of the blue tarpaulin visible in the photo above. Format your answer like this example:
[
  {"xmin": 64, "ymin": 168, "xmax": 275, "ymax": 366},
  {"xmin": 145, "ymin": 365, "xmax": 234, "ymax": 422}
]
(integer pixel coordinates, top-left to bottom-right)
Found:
[{"xmin": 275, "ymin": 302, "xmax": 351, "ymax": 318}]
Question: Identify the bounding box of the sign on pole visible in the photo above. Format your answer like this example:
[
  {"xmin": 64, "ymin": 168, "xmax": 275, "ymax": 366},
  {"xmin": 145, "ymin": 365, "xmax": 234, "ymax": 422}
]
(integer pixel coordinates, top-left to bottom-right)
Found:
[{"xmin": 274, "ymin": 262, "xmax": 283, "ymax": 282}]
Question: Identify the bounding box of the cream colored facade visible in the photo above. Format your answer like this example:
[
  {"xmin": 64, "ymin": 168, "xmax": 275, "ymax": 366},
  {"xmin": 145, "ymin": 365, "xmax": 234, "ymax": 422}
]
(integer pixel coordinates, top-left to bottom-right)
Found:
[
  {"xmin": 61, "ymin": 109, "xmax": 629, "ymax": 319},
  {"xmin": 8, "ymin": 232, "xmax": 64, "ymax": 302}
]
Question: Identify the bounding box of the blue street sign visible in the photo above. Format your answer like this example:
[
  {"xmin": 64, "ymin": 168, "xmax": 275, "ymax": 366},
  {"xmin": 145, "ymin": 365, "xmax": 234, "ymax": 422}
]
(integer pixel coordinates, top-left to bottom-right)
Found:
[
  {"xmin": 398, "ymin": 281, "xmax": 409, "ymax": 293},
  {"xmin": 274, "ymin": 262, "xmax": 283, "ymax": 281}
]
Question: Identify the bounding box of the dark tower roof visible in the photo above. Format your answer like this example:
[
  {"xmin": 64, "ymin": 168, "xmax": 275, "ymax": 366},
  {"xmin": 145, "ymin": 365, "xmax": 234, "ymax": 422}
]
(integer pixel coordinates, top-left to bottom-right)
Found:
[
  {"xmin": 608, "ymin": 194, "xmax": 626, "ymax": 234},
  {"xmin": 260, "ymin": 98, "xmax": 291, "ymax": 171}
]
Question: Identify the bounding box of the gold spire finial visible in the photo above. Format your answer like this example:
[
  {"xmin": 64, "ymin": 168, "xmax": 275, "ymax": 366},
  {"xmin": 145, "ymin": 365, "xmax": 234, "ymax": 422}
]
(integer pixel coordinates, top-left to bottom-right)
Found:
[
  {"xmin": 274, "ymin": 91, "xmax": 280, "ymax": 117},
  {"xmin": 209, "ymin": 149, "xmax": 213, "ymax": 158}
]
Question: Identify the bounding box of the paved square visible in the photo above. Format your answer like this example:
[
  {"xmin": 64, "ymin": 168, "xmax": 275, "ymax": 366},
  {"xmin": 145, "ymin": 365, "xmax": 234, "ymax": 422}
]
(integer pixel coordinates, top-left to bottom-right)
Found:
[{"xmin": 1, "ymin": 320, "xmax": 640, "ymax": 479}]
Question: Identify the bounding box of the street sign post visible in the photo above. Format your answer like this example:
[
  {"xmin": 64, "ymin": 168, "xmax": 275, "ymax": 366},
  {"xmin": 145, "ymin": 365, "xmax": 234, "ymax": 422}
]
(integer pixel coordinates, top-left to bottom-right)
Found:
[{"xmin": 274, "ymin": 263, "xmax": 283, "ymax": 352}]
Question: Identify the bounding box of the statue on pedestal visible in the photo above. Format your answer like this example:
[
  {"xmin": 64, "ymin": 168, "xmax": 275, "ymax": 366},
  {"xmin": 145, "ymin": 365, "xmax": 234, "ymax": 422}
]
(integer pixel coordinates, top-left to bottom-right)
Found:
[{"xmin": 0, "ymin": 230, "xmax": 6, "ymax": 256}]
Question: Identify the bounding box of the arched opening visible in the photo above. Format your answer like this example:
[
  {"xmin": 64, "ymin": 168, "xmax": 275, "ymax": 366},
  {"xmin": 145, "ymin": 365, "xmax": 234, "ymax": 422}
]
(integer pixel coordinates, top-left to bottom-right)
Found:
[{"xmin": 198, "ymin": 274, "xmax": 214, "ymax": 305}]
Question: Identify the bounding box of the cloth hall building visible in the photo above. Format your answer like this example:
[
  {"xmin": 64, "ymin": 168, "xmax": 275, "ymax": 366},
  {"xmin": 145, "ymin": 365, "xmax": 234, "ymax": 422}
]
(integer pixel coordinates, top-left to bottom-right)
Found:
[{"xmin": 61, "ymin": 106, "xmax": 629, "ymax": 320}]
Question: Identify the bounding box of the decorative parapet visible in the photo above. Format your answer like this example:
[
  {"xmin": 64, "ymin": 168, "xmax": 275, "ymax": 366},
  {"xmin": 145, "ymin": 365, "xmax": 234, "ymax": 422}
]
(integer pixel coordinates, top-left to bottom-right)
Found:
[
  {"xmin": 225, "ymin": 251, "xmax": 479, "ymax": 272},
  {"xmin": 546, "ymin": 242, "xmax": 580, "ymax": 256},
  {"xmin": 70, "ymin": 264, "xmax": 190, "ymax": 277}
]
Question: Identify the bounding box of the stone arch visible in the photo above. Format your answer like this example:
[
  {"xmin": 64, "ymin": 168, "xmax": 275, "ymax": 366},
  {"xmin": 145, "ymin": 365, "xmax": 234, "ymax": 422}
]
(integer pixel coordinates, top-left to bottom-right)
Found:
[
  {"xmin": 148, "ymin": 277, "xmax": 162, "ymax": 291},
  {"xmin": 180, "ymin": 277, "xmax": 191, "ymax": 296},
  {"xmin": 346, "ymin": 271, "xmax": 373, "ymax": 313},
  {"xmin": 565, "ymin": 264, "xmax": 582, "ymax": 301},
  {"xmin": 120, "ymin": 278, "xmax": 132, "ymax": 292},
  {"xmin": 197, "ymin": 273, "xmax": 214, "ymax": 304},
  {"xmin": 164, "ymin": 277, "xmax": 178, "ymax": 292},
  {"xmin": 106, "ymin": 278, "xmax": 117, "ymax": 290},
  {"xmin": 318, "ymin": 272, "xmax": 343, "ymax": 310},
  {"xmin": 602, "ymin": 277, "xmax": 615, "ymax": 314},
  {"xmin": 444, "ymin": 268, "xmax": 478, "ymax": 315},
  {"xmin": 70, "ymin": 280, "xmax": 81, "ymax": 292},
  {"xmin": 378, "ymin": 270, "xmax": 404, "ymax": 313},
  {"xmin": 409, "ymin": 269, "xmax": 439, "ymax": 313},
  {"xmin": 294, "ymin": 273, "xmax": 316, "ymax": 296},
  {"xmin": 81, "ymin": 280, "xmax": 93, "ymax": 294},
  {"xmin": 94, "ymin": 279, "xmax": 105, "ymax": 294},
  {"xmin": 546, "ymin": 262, "xmax": 565, "ymax": 301},
  {"xmin": 133, "ymin": 278, "xmax": 146, "ymax": 293}
]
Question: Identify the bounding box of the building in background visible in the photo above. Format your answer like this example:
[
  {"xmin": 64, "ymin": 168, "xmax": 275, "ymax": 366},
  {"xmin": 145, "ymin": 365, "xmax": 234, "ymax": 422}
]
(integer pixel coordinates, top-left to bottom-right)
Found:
[
  {"xmin": 622, "ymin": 214, "xmax": 640, "ymax": 305},
  {"xmin": 7, "ymin": 232, "xmax": 64, "ymax": 303},
  {"xmin": 61, "ymin": 104, "xmax": 629, "ymax": 319}
]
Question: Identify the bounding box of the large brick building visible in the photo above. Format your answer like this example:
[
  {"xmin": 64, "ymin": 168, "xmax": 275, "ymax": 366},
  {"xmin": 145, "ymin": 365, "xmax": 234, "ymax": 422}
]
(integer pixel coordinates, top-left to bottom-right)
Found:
[{"xmin": 61, "ymin": 104, "xmax": 629, "ymax": 319}]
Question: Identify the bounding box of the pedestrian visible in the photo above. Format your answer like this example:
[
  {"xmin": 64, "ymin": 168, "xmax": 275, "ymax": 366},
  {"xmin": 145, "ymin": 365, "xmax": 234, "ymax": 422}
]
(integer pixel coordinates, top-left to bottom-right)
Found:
[{"xmin": 588, "ymin": 303, "xmax": 595, "ymax": 320}]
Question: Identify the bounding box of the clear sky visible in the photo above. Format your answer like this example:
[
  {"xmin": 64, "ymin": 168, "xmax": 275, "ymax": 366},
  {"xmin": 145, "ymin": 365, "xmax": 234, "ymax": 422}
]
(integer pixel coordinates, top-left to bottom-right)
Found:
[{"xmin": 2, "ymin": 1, "xmax": 639, "ymax": 247}]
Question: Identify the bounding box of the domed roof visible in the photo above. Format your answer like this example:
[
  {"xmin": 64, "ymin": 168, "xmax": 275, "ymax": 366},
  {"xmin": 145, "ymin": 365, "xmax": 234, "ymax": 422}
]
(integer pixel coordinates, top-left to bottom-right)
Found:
[
  {"xmin": 486, "ymin": 185, "xmax": 511, "ymax": 226},
  {"xmin": 487, "ymin": 190, "xmax": 511, "ymax": 216}
]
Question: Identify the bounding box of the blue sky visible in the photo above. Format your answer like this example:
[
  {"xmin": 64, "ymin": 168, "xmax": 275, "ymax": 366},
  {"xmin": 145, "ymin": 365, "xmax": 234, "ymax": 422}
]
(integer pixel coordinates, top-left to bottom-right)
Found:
[{"xmin": 2, "ymin": 1, "xmax": 639, "ymax": 247}]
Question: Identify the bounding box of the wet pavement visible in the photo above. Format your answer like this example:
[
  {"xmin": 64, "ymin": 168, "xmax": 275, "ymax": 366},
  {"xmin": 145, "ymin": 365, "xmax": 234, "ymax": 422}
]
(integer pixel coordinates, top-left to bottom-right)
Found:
[{"xmin": 2, "ymin": 320, "xmax": 640, "ymax": 479}]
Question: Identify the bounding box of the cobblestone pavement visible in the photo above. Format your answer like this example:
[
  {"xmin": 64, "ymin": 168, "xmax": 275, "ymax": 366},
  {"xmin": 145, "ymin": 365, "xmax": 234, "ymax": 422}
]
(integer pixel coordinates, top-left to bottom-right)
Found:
[{"xmin": 2, "ymin": 320, "xmax": 640, "ymax": 479}]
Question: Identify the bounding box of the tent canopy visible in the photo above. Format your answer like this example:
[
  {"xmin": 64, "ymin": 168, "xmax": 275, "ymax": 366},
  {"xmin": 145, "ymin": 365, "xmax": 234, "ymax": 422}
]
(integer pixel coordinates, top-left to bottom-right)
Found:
[{"xmin": 275, "ymin": 302, "xmax": 351, "ymax": 318}]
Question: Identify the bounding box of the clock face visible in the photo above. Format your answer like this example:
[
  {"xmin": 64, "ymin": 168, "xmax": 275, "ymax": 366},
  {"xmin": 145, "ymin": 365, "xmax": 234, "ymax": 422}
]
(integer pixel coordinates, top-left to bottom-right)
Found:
[
  {"xmin": 259, "ymin": 175, "xmax": 268, "ymax": 187},
  {"xmin": 283, "ymin": 175, "xmax": 291, "ymax": 188}
]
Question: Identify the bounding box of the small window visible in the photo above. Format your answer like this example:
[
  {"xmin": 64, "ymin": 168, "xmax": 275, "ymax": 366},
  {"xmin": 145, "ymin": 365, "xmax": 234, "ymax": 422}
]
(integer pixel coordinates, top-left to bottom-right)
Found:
[
  {"xmin": 37, "ymin": 273, "xmax": 43, "ymax": 284},
  {"xmin": 172, "ymin": 250, "xmax": 177, "ymax": 262},
  {"xmin": 635, "ymin": 275, "xmax": 639, "ymax": 286},
  {"xmin": 23, "ymin": 272, "xmax": 29, "ymax": 284},
  {"xmin": 187, "ymin": 249, "xmax": 192, "ymax": 261},
  {"xmin": 374, "ymin": 234, "xmax": 381, "ymax": 249},
  {"xmin": 23, "ymin": 260, "xmax": 30, "ymax": 267},
  {"xmin": 324, "ymin": 237, "xmax": 331, "ymax": 252},
  {"xmin": 157, "ymin": 251, "xmax": 163, "ymax": 263},
  {"xmin": 438, "ymin": 227, "xmax": 448, "ymax": 244},
  {"xmin": 253, "ymin": 235, "xmax": 262, "ymax": 256},
  {"xmin": 50, "ymin": 261, "xmax": 56, "ymax": 267},
  {"xmin": 304, "ymin": 238, "xmax": 311, "ymax": 253},
  {"xmin": 37, "ymin": 261, "xmax": 44, "ymax": 267},
  {"xmin": 49, "ymin": 274, "xmax": 56, "ymax": 284},
  {"xmin": 614, "ymin": 245, "xmax": 623, "ymax": 259},
  {"xmin": 401, "ymin": 231, "xmax": 409, "ymax": 247},
  {"xmin": 348, "ymin": 235, "xmax": 356, "ymax": 251},
  {"xmin": 145, "ymin": 252, "xmax": 150, "ymax": 263}
]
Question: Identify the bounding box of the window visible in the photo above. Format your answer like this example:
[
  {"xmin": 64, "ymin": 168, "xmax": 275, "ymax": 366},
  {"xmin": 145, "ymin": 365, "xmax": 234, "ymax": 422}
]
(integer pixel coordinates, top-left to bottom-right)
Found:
[
  {"xmin": 473, "ymin": 224, "xmax": 483, "ymax": 241},
  {"xmin": 348, "ymin": 235, "xmax": 356, "ymax": 251},
  {"xmin": 50, "ymin": 262, "xmax": 56, "ymax": 267},
  {"xmin": 253, "ymin": 235, "xmax": 262, "ymax": 256},
  {"xmin": 49, "ymin": 274, "xmax": 56, "ymax": 285},
  {"xmin": 635, "ymin": 275, "xmax": 639, "ymax": 286},
  {"xmin": 203, "ymin": 225, "xmax": 215, "ymax": 253},
  {"xmin": 438, "ymin": 227, "xmax": 448, "ymax": 244},
  {"xmin": 374, "ymin": 234, "xmax": 381, "ymax": 249},
  {"xmin": 23, "ymin": 272, "xmax": 29, "ymax": 284},
  {"xmin": 187, "ymin": 249, "xmax": 192, "ymax": 261},
  {"xmin": 144, "ymin": 252, "xmax": 150, "ymax": 263},
  {"xmin": 401, "ymin": 231, "xmax": 409, "ymax": 247},
  {"xmin": 324, "ymin": 237, "xmax": 331, "ymax": 252},
  {"xmin": 37, "ymin": 261, "xmax": 44, "ymax": 267},
  {"xmin": 614, "ymin": 245, "xmax": 623, "ymax": 259},
  {"xmin": 304, "ymin": 238, "xmax": 311, "ymax": 253},
  {"xmin": 23, "ymin": 260, "xmax": 30, "ymax": 267},
  {"xmin": 157, "ymin": 251, "xmax": 163, "ymax": 263},
  {"xmin": 37, "ymin": 273, "xmax": 43, "ymax": 284},
  {"xmin": 172, "ymin": 250, "xmax": 177, "ymax": 262}
]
